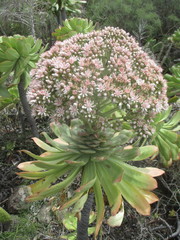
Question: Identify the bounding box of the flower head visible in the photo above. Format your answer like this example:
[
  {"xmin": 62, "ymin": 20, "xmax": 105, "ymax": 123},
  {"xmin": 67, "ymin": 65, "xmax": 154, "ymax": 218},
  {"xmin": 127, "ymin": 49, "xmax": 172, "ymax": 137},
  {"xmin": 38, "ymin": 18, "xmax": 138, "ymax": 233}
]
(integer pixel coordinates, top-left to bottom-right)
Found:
[{"xmin": 28, "ymin": 27, "xmax": 168, "ymax": 135}]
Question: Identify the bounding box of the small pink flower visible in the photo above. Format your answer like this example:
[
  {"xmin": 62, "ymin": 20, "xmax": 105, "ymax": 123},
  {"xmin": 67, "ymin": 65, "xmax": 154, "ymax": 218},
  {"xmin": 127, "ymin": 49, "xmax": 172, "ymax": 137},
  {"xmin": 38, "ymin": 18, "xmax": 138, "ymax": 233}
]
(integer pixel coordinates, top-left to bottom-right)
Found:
[
  {"xmin": 56, "ymin": 107, "xmax": 65, "ymax": 117},
  {"xmin": 79, "ymin": 86, "xmax": 89, "ymax": 97},
  {"xmin": 69, "ymin": 104, "xmax": 79, "ymax": 117},
  {"xmin": 36, "ymin": 106, "xmax": 47, "ymax": 116},
  {"xmin": 82, "ymin": 100, "xmax": 95, "ymax": 113}
]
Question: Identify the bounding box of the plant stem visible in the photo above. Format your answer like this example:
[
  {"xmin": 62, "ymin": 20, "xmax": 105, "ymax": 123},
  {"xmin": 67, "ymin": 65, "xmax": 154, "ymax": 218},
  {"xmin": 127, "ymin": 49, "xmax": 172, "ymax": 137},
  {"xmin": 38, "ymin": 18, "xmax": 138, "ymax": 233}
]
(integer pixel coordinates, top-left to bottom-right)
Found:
[
  {"xmin": 17, "ymin": 104, "xmax": 26, "ymax": 135},
  {"xmin": 18, "ymin": 73, "xmax": 39, "ymax": 138},
  {"xmin": 161, "ymin": 43, "xmax": 173, "ymax": 66},
  {"xmin": 77, "ymin": 193, "xmax": 94, "ymax": 240}
]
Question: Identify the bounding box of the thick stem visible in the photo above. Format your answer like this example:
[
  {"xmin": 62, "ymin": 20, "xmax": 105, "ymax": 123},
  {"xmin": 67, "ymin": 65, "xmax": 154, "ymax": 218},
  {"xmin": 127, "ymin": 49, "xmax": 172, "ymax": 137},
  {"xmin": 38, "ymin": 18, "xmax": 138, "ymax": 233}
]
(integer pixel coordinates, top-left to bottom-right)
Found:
[
  {"xmin": 55, "ymin": 0, "xmax": 67, "ymax": 26},
  {"xmin": 161, "ymin": 43, "xmax": 173, "ymax": 66},
  {"xmin": 56, "ymin": 0, "xmax": 62, "ymax": 25},
  {"xmin": 18, "ymin": 73, "xmax": 39, "ymax": 138},
  {"xmin": 61, "ymin": 8, "xmax": 67, "ymax": 22},
  {"xmin": 29, "ymin": 0, "xmax": 36, "ymax": 37},
  {"xmin": 17, "ymin": 104, "xmax": 26, "ymax": 135},
  {"xmin": 77, "ymin": 193, "xmax": 94, "ymax": 240}
]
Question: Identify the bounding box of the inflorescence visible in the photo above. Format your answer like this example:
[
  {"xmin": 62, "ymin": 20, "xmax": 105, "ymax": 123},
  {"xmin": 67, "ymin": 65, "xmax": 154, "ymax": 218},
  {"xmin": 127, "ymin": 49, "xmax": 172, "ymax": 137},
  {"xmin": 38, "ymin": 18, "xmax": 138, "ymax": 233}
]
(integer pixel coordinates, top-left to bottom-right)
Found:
[{"xmin": 27, "ymin": 27, "xmax": 168, "ymax": 136}]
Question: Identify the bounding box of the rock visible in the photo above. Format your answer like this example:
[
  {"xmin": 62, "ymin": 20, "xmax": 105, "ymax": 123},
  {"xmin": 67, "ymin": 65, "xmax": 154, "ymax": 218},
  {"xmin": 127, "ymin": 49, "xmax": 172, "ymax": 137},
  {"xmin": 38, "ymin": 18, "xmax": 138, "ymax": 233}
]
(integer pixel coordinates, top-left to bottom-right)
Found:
[
  {"xmin": 8, "ymin": 185, "xmax": 31, "ymax": 213},
  {"xmin": 37, "ymin": 205, "xmax": 53, "ymax": 225}
]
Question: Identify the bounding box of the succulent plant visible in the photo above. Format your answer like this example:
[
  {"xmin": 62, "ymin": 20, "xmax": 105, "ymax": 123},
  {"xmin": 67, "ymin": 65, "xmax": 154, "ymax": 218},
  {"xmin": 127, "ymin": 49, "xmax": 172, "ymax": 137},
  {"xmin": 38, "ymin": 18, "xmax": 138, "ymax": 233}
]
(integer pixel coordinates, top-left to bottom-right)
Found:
[
  {"xmin": 150, "ymin": 106, "xmax": 180, "ymax": 166},
  {"xmin": 168, "ymin": 28, "xmax": 180, "ymax": 48},
  {"xmin": 61, "ymin": 211, "xmax": 96, "ymax": 239},
  {"xmin": 0, "ymin": 35, "xmax": 45, "ymax": 96},
  {"xmin": 52, "ymin": 18, "xmax": 95, "ymax": 41},
  {"xmin": 164, "ymin": 64, "xmax": 180, "ymax": 99},
  {"xmin": 17, "ymin": 119, "xmax": 164, "ymax": 238},
  {"xmin": 0, "ymin": 85, "xmax": 19, "ymax": 111},
  {"xmin": 50, "ymin": 0, "xmax": 86, "ymax": 14},
  {"xmin": 28, "ymin": 27, "xmax": 168, "ymax": 137}
]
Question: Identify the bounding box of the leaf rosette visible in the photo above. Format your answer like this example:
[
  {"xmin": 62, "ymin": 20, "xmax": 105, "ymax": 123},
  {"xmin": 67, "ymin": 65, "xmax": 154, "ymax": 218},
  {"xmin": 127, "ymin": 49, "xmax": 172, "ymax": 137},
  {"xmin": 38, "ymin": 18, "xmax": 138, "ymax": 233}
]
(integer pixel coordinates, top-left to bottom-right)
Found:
[
  {"xmin": 150, "ymin": 106, "xmax": 180, "ymax": 166},
  {"xmin": 52, "ymin": 18, "xmax": 95, "ymax": 41},
  {"xmin": 0, "ymin": 35, "xmax": 45, "ymax": 96},
  {"xmin": 17, "ymin": 119, "xmax": 164, "ymax": 238}
]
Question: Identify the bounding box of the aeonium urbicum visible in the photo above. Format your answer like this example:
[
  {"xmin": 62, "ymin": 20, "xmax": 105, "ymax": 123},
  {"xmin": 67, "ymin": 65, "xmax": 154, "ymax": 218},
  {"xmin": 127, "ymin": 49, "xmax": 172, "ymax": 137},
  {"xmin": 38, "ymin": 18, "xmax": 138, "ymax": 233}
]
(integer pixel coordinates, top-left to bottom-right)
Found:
[
  {"xmin": 27, "ymin": 26, "xmax": 168, "ymax": 137},
  {"xmin": 17, "ymin": 119, "xmax": 164, "ymax": 239}
]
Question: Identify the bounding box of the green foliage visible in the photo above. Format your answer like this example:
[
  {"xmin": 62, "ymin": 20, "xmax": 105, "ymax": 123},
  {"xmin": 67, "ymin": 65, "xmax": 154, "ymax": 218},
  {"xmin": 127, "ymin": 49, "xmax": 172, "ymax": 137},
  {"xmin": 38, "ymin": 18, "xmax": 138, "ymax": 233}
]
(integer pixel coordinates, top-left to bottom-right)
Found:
[
  {"xmin": 164, "ymin": 64, "xmax": 180, "ymax": 99},
  {"xmin": 50, "ymin": 0, "xmax": 86, "ymax": 14},
  {"xmin": 52, "ymin": 18, "xmax": 95, "ymax": 40},
  {"xmin": 144, "ymin": 38, "xmax": 164, "ymax": 54},
  {"xmin": 86, "ymin": 0, "xmax": 161, "ymax": 37},
  {"xmin": 168, "ymin": 28, "xmax": 180, "ymax": 48},
  {"xmin": 0, "ymin": 85, "xmax": 19, "ymax": 111},
  {"xmin": 151, "ymin": 107, "xmax": 180, "ymax": 166},
  {"xmin": 151, "ymin": 0, "xmax": 180, "ymax": 36},
  {"xmin": 61, "ymin": 212, "xmax": 96, "ymax": 239},
  {"xmin": 0, "ymin": 207, "xmax": 11, "ymax": 223},
  {"xmin": 0, "ymin": 215, "xmax": 40, "ymax": 240},
  {"xmin": 17, "ymin": 119, "xmax": 163, "ymax": 238},
  {"xmin": 0, "ymin": 35, "xmax": 45, "ymax": 92},
  {"xmin": 63, "ymin": 0, "xmax": 87, "ymax": 14}
]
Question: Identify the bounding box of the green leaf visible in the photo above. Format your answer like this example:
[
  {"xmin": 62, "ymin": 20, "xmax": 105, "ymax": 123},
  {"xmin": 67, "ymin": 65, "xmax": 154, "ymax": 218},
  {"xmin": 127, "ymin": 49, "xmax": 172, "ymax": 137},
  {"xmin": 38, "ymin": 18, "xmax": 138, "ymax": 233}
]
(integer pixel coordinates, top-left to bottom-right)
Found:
[
  {"xmin": 50, "ymin": 122, "xmax": 63, "ymax": 138},
  {"xmin": 17, "ymin": 161, "xmax": 48, "ymax": 172},
  {"xmin": 29, "ymin": 165, "xmax": 71, "ymax": 194},
  {"xmin": 0, "ymin": 70, "xmax": 12, "ymax": 84},
  {"xmin": 118, "ymin": 162, "xmax": 158, "ymax": 190},
  {"xmin": 154, "ymin": 106, "xmax": 172, "ymax": 123},
  {"xmin": 17, "ymin": 168, "xmax": 61, "ymax": 179},
  {"xmin": 72, "ymin": 193, "xmax": 88, "ymax": 213},
  {"xmin": 63, "ymin": 214, "xmax": 77, "ymax": 231},
  {"xmin": 42, "ymin": 132, "xmax": 68, "ymax": 151},
  {"xmin": 165, "ymin": 111, "xmax": 180, "ymax": 129},
  {"xmin": 75, "ymin": 161, "xmax": 96, "ymax": 193},
  {"xmin": 0, "ymin": 60, "xmax": 15, "ymax": 72},
  {"xmin": 112, "ymin": 147, "xmax": 139, "ymax": 161},
  {"xmin": 133, "ymin": 145, "xmax": 159, "ymax": 161},
  {"xmin": 158, "ymin": 133, "xmax": 179, "ymax": 160},
  {"xmin": 0, "ymin": 85, "xmax": 11, "ymax": 97},
  {"xmin": 16, "ymin": 40, "xmax": 31, "ymax": 57},
  {"xmin": 21, "ymin": 149, "xmax": 71, "ymax": 162},
  {"xmin": 159, "ymin": 129, "xmax": 178, "ymax": 143},
  {"xmin": 26, "ymin": 168, "xmax": 81, "ymax": 201},
  {"xmin": 88, "ymin": 226, "xmax": 95, "ymax": 236},
  {"xmin": 118, "ymin": 179, "xmax": 151, "ymax": 215},
  {"xmin": 13, "ymin": 59, "xmax": 27, "ymax": 80},
  {"xmin": 93, "ymin": 178, "xmax": 105, "ymax": 239},
  {"xmin": 61, "ymin": 192, "xmax": 84, "ymax": 210},
  {"xmin": 0, "ymin": 50, "xmax": 8, "ymax": 61},
  {"xmin": 0, "ymin": 207, "xmax": 12, "ymax": 223},
  {"xmin": 155, "ymin": 135, "xmax": 171, "ymax": 162},
  {"xmin": 32, "ymin": 137, "xmax": 60, "ymax": 152},
  {"xmin": 96, "ymin": 163, "xmax": 122, "ymax": 214},
  {"xmin": 52, "ymin": 18, "xmax": 94, "ymax": 41},
  {"xmin": 5, "ymin": 48, "xmax": 19, "ymax": 60},
  {"xmin": 101, "ymin": 160, "xmax": 124, "ymax": 183},
  {"xmin": 106, "ymin": 130, "xmax": 134, "ymax": 146},
  {"xmin": 30, "ymin": 39, "xmax": 42, "ymax": 54},
  {"xmin": 33, "ymin": 161, "xmax": 66, "ymax": 170},
  {"xmin": 23, "ymin": 71, "xmax": 31, "ymax": 89}
]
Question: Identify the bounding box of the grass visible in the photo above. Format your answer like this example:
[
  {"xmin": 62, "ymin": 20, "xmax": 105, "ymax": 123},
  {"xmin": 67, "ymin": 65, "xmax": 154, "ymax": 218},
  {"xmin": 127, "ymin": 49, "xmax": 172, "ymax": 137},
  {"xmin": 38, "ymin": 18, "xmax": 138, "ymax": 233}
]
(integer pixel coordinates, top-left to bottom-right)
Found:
[{"xmin": 0, "ymin": 213, "xmax": 41, "ymax": 240}]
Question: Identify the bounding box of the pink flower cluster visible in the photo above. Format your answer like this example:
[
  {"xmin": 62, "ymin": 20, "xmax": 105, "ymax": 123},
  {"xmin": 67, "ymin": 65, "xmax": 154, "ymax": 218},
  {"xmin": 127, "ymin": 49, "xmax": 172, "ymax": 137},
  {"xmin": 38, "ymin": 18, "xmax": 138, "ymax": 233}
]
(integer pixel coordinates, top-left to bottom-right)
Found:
[{"xmin": 27, "ymin": 27, "xmax": 168, "ymax": 135}]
